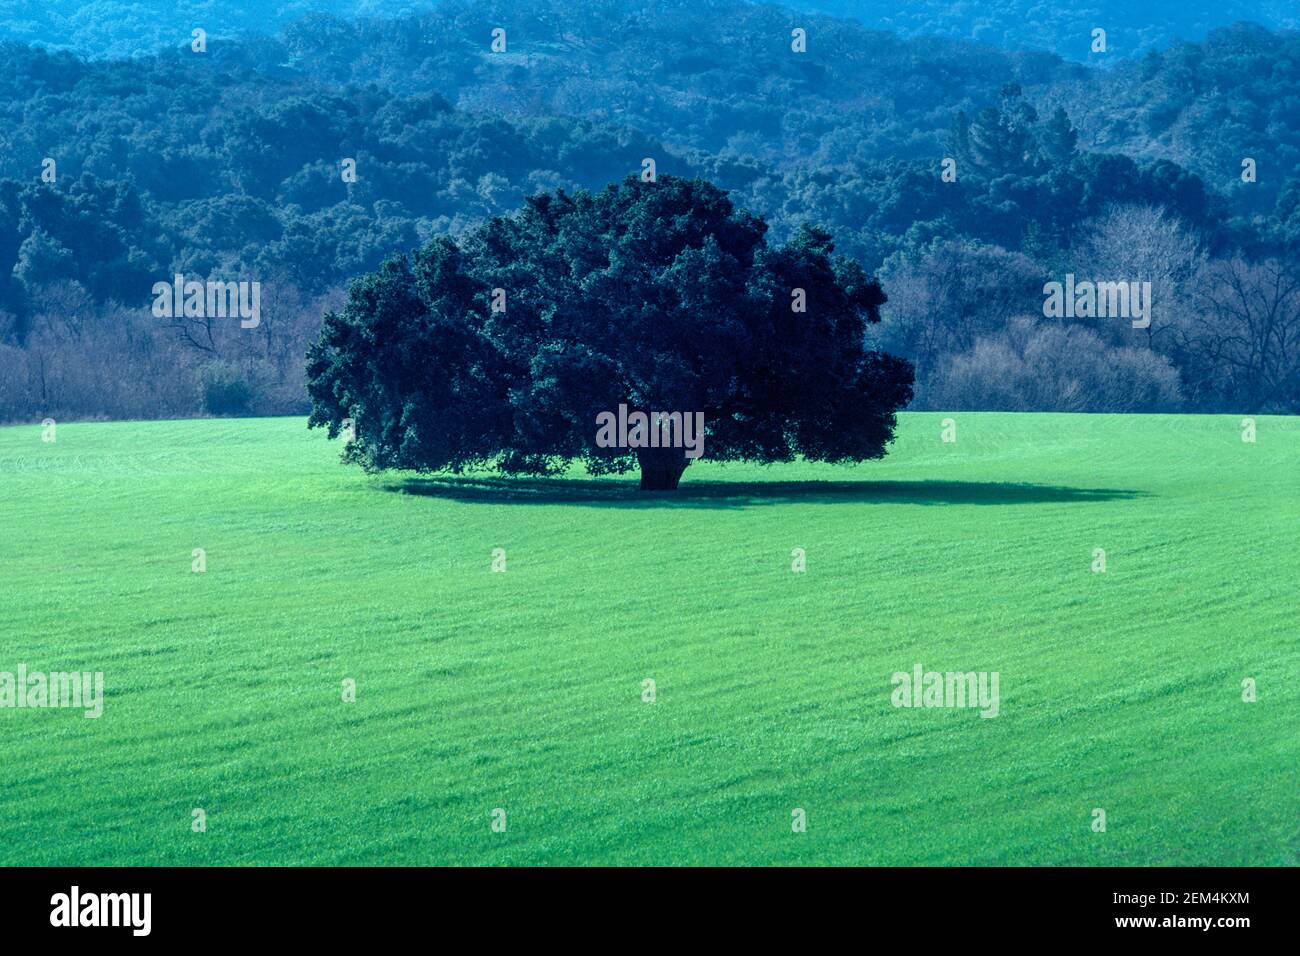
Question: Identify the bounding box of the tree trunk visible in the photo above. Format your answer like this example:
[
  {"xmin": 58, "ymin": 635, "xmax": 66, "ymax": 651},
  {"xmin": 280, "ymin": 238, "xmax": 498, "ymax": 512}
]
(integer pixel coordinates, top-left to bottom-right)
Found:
[{"xmin": 637, "ymin": 447, "xmax": 689, "ymax": 491}]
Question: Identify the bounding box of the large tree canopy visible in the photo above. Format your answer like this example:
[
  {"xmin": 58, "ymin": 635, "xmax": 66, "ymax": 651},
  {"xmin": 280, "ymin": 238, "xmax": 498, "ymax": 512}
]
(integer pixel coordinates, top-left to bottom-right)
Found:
[{"xmin": 306, "ymin": 175, "xmax": 914, "ymax": 489}]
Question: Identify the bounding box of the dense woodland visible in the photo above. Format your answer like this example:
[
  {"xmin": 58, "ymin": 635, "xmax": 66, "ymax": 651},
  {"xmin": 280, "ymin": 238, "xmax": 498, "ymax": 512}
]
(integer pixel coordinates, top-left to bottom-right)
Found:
[
  {"xmin": 0, "ymin": 0, "xmax": 1298, "ymax": 421},
  {"xmin": 4, "ymin": 0, "xmax": 1295, "ymax": 61},
  {"xmin": 780, "ymin": 1, "xmax": 1297, "ymax": 60}
]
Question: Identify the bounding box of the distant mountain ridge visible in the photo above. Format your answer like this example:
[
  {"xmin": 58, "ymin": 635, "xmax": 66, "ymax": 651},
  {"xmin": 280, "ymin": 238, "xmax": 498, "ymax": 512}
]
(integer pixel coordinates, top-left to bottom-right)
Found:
[
  {"xmin": 757, "ymin": 0, "xmax": 1298, "ymax": 60},
  {"xmin": 1, "ymin": 0, "xmax": 1294, "ymax": 60}
]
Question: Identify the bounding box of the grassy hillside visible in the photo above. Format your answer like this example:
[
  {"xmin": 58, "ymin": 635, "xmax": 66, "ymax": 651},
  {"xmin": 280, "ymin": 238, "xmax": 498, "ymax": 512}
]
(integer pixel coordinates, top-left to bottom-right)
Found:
[{"xmin": 0, "ymin": 413, "xmax": 1296, "ymax": 865}]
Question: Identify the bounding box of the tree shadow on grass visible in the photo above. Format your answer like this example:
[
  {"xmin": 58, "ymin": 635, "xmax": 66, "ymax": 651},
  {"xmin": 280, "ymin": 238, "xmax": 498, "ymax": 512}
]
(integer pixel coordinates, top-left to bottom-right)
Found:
[{"xmin": 382, "ymin": 476, "xmax": 1149, "ymax": 509}]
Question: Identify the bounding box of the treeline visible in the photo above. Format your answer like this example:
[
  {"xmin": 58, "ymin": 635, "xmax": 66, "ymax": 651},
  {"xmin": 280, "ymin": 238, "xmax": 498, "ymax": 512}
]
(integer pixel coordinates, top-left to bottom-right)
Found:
[
  {"xmin": 0, "ymin": 0, "xmax": 1297, "ymax": 421},
  {"xmin": 7, "ymin": 1, "xmax": 1292, "ymax": 66},
  {"xmin": 277, "ymin": 3, "xmax": 1300, "ymax": 214},
  {"xmin": 777, "ymin": 0, "xmax": 1295, "ymax": 61},
  {"xmin": 0, "ymin": 1, "xmax": 378, "ymax": 58}
]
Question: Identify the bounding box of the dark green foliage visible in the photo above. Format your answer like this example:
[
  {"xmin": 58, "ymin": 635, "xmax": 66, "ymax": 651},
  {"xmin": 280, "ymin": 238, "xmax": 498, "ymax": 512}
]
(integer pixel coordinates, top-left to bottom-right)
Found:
[
  {"xmin": 306, "ymin": 176, "xmax": 914, "ymax": 486},
  {"xmin": 0, "ymin": 1, "xmax": 1296, "ymax": 419},
  {"xmin": 0, "ymin": 4, "xmax": 1293, "ymax": 326},
  {"xmin": 197, "ymin": 361, "xmax": 254, "ymax": 416}
]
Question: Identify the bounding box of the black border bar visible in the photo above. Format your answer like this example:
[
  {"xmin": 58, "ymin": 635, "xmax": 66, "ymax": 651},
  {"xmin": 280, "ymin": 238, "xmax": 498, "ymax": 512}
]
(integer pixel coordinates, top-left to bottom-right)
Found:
[{"xmin": 0, "ymin": 866, "xmax": 1284, "ymax": 941}]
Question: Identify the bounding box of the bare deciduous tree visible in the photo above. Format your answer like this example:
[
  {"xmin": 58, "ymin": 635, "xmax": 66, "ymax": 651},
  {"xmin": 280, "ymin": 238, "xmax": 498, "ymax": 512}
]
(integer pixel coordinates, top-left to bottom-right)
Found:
[
  {"xmin": 874, "ymin": 240, "xmax": 1044, "ymax": 406},
  {"xmin": 1178, "ymin": 258, "xmax": 1300, "ymax": 412},
  {"xmin": 1076, "ymin": 204, "xmax": 1204, "ymax": 349},
  {"xmin": 928, "ymin": 316, "xmax": 1183, "ymax": 412}
]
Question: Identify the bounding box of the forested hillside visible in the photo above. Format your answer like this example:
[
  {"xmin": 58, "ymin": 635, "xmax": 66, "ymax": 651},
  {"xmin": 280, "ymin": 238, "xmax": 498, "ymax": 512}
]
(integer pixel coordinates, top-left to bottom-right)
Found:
[
  {"xmin": 0, "ymin": 1, "xmax": 385, "ymax": 57},
  {"xmin": 4, "ymin": 0, "xmax": 1294, "ymax": 61},
  {"xmin": 1, "ymin": 0, "xmax": 1297, "ymax": 421},
  {"xmin": 778, "ymin": 0, "xmax": 1298, "ymax": 60}
]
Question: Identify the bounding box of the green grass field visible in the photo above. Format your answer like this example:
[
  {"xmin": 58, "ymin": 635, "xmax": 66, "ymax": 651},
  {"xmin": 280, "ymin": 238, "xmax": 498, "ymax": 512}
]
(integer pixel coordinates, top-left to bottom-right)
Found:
[{"xmin": 1, "ymin": 413, "xmax": 1296, "ymax": 865}]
